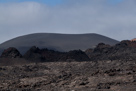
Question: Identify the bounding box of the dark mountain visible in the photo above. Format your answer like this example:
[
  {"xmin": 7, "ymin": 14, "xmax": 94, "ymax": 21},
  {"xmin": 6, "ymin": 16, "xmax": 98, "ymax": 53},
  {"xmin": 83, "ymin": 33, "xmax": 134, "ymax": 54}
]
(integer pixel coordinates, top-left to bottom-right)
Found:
[{"xmin": 0, "ymin": 33, "xmax": 119, "ymax": 54}]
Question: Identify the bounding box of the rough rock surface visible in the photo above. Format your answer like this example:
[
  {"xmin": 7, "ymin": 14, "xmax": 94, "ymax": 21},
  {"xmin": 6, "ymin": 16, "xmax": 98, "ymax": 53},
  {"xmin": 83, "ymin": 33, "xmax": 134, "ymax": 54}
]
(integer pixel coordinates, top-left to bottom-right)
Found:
[
  {"xmin": 0, "ymin": 47, "xmax": 22, "ymax": 58},
  {"xmin": 85, "ymin": 40, "xmax": 136, "ymax": 61},
  {"xmin": 0, "ymin": 60, "xmax": 136, "ymax": 91}
]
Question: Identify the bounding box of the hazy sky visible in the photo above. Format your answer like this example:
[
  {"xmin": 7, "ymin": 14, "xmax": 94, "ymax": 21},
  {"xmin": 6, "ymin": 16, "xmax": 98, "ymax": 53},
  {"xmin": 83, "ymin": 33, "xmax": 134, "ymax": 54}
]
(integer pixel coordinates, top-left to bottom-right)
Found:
[{"xmin": 0, "ymin": 0, "xmax": 136, "ymax": 43}]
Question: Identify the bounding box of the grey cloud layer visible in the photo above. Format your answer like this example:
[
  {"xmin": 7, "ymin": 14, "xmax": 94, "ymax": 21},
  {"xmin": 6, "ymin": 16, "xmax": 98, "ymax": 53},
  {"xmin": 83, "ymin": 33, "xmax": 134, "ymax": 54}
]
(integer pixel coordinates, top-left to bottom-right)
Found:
[{"xmin": 0, "ymin": 0, "xmax": 136, "ymax": 43}]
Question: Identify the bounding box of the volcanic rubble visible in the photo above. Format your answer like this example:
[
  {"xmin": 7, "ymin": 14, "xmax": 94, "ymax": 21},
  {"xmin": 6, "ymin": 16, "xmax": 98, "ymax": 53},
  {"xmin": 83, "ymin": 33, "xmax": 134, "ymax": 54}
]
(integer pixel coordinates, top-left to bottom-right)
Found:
[{"xmin": 0, "ymin": 40, "xmax": 136, "ymax": 90}]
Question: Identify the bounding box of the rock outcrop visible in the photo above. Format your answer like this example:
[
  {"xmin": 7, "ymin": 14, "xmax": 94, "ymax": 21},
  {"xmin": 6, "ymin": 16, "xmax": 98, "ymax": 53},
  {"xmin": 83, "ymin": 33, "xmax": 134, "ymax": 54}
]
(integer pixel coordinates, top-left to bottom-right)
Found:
[
  {"xmin": 65, "ymin": 50, "xmax": 90, "ymax": 61},
  {"xmin": 0, "ymin": 47, "xmax": 22, "ymax": 58},
  {"xmin": 85, "ymin": 40, "xmax": 136, "ymax": 61},
  {"xmin": 23, "ymin": 46, "xmax": 45, "ymax": 62},
  {"xmin": 23, "ymin": 46, "xmax": 90, "ymax": 62},
  {"xmin": 131, "ymin": 38, "xmax": 136, "ymax": 41}
]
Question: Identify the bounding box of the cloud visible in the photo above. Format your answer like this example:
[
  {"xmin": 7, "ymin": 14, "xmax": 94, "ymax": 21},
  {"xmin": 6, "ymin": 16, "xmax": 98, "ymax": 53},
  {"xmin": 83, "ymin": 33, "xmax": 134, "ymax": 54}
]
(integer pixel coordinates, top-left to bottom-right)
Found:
[{"xmin": 0, "ymin": 0, "xmax": 136, "ymax": 43}]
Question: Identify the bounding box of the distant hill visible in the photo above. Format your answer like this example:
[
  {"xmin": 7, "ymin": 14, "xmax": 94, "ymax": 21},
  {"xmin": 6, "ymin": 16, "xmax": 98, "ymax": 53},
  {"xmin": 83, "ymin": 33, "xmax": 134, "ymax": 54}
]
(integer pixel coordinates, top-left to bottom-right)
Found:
[{"xmin": 0, "ymin": 33, "xmax": 119, "ymax": 54}]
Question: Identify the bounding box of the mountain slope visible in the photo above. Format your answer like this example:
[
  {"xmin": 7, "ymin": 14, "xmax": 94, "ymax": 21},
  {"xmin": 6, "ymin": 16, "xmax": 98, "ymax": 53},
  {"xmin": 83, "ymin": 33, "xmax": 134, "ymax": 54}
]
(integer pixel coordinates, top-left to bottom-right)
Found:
[{"xmin": 0, "ymin": 33, "xmax": 119, "ymax": 54}]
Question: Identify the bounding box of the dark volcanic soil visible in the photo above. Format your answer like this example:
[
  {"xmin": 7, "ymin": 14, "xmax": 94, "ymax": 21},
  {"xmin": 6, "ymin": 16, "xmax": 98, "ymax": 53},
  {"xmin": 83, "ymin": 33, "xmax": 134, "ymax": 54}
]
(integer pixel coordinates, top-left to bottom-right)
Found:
[{"xmin": 0, "ymin": 60, "xmax": 136, "ymax": 91}]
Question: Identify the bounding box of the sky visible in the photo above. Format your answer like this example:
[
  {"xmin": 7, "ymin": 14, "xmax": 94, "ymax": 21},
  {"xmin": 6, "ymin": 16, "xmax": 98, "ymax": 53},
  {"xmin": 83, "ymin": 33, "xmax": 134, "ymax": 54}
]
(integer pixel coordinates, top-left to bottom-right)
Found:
[{"xmin": 0, "ymin": 0, "xmax": 136, "ymax": 43}]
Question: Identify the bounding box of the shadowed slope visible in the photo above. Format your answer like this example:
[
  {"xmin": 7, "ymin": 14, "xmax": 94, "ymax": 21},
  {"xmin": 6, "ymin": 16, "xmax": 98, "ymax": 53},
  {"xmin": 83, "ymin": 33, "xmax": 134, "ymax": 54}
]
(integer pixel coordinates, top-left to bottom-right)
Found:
[{"xmin": 0, "ymin": 33, "xmax": 119, "ymax": 54}]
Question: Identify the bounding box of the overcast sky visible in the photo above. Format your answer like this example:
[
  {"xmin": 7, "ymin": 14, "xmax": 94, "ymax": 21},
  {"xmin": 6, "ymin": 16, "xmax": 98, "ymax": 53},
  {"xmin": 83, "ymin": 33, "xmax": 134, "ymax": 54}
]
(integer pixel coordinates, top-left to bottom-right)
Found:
[{"xmin": 0, "ymin": 0, "xmax": 136, "ymax": 43}]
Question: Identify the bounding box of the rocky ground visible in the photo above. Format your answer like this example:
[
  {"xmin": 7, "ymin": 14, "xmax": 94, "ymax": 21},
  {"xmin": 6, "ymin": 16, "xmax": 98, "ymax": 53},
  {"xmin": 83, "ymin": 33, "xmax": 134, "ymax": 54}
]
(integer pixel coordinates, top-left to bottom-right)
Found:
[
  {"xmin": 1, "ymin": 40, "xmax": 136, "ymax": 91},
  {"xmin": 0, "ymin": 60, "xmax": 136, "ymax": 91}
]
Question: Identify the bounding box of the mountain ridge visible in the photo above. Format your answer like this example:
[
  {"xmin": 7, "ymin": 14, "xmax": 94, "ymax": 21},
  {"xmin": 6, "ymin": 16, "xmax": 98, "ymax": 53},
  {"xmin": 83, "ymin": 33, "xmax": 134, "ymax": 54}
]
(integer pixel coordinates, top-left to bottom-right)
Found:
[{"xmin": 0, "ymin": 33, "xmax": 119, "ymax": 54}]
